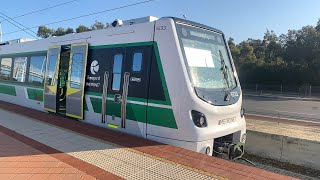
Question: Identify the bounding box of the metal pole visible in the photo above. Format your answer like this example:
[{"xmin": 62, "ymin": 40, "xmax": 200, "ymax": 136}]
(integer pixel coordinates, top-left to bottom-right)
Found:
[
  {"xmin": 0, "ymin": 22, "xmax": 2, "ymax": 42},
  {"xmin": 310, "ymin": 85, "xmax": 312, "ymax": 97},
  {"xmin": 281, "ymin": 83, "xmax": 283, "ymax": 94}
]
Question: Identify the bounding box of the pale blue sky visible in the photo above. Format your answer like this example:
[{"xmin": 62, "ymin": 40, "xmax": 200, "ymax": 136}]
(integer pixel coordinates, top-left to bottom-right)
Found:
[{"xmin": 1, "ymin": 0, "xmax": 320, "ymax": 43}]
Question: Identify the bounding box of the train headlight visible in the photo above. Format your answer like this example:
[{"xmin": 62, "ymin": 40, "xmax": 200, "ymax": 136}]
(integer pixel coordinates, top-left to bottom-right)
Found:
[
  {"xmin": 191, "ymin": 110, "xmax": 207, "ymax": 127},
  {"xmin": 205, "ymin": 146, "xmax": 211, "ymax": 155},
  {"xmin": 199, "ymin": 116, "xmax": 205, "ymax": 126},
  {"xmin": 240, "ymin": 108, "xmax": 245, "ymax": 118}
]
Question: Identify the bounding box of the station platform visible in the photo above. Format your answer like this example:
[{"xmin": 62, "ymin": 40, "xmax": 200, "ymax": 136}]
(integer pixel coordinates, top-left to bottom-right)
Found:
[
  {"xmin": 0, "ymin": 101, "xmax": 296, "ymax": 180},
  {"xmin": 246, "ymin": 114, "xmax": 320, "ymax": 142}
]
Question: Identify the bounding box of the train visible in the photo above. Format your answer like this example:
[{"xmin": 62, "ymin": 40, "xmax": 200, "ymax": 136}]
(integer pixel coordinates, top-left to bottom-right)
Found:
[{"xmin": 0, "ymin": 16, "xmax": 246, "ymax": 158}]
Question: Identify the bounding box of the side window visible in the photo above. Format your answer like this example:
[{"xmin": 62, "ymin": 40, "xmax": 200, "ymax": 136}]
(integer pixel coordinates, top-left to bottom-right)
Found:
[
  {"xmin": 13, "ymin": 57, "xmax": 27, "ymax": 82},
  {"xmin": 0, "ymin": 58, "xmax": 12, "ymax": 81},
  {"xmin": 46, "ymin": 54, "xmax": 59, "ymax": 86},
  {"xmin": 70, "ymin": 53, "xmax": 84, "ymax": 89},
  {"xmin": 112, "ymin": 54, "xmax": 123, "ymax": 91},
  {"xmin": 132, "ymin": 52, "xmax": 143, "ymax": 72},
  {"xmin": 29, "ymin": 56, "xmax": 46, "ymax": 85}
]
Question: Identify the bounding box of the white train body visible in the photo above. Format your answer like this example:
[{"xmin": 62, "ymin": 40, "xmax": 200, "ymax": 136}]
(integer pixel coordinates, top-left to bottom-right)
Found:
[{"xmin": 0, "ymin": 16, "xmax": 246, "ymax": 155}]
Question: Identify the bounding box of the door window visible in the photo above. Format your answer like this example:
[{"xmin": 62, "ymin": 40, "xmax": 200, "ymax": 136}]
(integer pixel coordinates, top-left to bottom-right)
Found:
[
  {"xmin": 46, "ymin": 54, "xmax": 59, "ymax": 86},
  {"xmin": 112, "ymin": 54, "xmax": 123, "ymax": 91},
  {"xmin": 70, "ymin": 53, "xmax": 84, "ymax": 89},
  {"xmin": 132, "ymin": 52, "xmax": 143, "ymax": 72}
]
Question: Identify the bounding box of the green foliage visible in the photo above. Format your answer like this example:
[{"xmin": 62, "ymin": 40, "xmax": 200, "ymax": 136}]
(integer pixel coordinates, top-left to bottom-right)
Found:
[
  {"xmin": 316, "ymin": 19, "xmax": 320, "ymax": 32},
  {"xmin": 230, "ymin": 18, "xmax": 320, "ymax": 85},
  {"xmin": 91, "ymin": 21, "xmax": 105, "ymax": 30},
  {"xmin": 37, "ymin": 20, "xmax": 110, "ymax": 38},
  {"xmin": 65, "ymin": 28, "xmax": 74, "ymax": 34},
  {"xmin": 76, "ymin": 25, "xmax": 91, "ymax": 33},
  {"xmin": 37, "ymin": 25, "xmax": 53, "ymax": 38},
  {"xmin": 52, "ymin": 27, "xmax": 67, "ymax": 36}
]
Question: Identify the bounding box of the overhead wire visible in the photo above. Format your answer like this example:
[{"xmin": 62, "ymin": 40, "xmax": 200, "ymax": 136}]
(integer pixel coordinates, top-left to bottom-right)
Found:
[
  {"xmin": 0, "ymin": 12, "xmax": 38, "ymax": 39},
  {"xmin": 2, "ymin": 0, "xmax": 157, "ymax": 36},
  {"xmin": 0, "ymin": 14, "xmax": 38, "ymax": 39},
  {"xmin": 0, "ymin": 0, "xmax": 79, "ymax": 23}
]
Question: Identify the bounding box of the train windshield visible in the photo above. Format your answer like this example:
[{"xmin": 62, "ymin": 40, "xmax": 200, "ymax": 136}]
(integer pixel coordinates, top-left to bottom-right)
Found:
[
  {"xmin": 176, "ymin": 23, "xmax": 237, "ymax": 91},
  {"xmin": 175, "ymin": 21, "xmax": 240, "ymax": 105}
]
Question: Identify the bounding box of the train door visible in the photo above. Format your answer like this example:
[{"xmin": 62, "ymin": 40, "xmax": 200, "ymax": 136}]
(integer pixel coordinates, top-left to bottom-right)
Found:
[
  {"xmin": 65, "ymin": 43, "xmax": 88, "ymax": 119},
  {"xmin": 44, "ymin": 46, "xmax": 61, "ymax": 113},
  {"xmin": 101, "ymin": 46, "xmax": 150, "ymax": 137},
  {"xmin": 44, "ymin": 43, "xmax": 88, "ymax": 119}
]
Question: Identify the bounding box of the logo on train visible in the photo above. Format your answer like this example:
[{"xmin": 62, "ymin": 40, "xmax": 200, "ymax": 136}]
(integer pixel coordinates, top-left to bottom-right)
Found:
[{"xmin": 90, "ymin": 60, "xmax": 99, "ymax": 75}]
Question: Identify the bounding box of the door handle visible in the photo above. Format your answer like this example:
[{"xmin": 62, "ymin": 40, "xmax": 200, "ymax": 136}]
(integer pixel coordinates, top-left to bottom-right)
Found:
[
  {"xmin": 121, "ymin": 72, "xmax": 130, "ymax": 129},
  {"xmin": 114, "ymin": 94, "xmax": 121, "ymax": 104},
  {"xmin": 101, "ymin": 71, "xmax": 109, "ymax": 124}
]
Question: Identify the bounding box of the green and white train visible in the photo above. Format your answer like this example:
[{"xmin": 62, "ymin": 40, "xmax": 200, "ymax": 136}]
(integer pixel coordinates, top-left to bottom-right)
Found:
[{"xmin": 0, "ymin": 16, "xmax": 246, "ymax": 157}]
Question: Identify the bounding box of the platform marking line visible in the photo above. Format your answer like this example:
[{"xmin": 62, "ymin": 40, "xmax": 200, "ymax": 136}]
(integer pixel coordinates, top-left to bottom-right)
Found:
[
  {"xmin": 246, "ymin": 113, "xmax": 320, "ymax": 125},
  {"xmin": 275, "ymin": 110, "xmax": 316, "ymax": 116}
]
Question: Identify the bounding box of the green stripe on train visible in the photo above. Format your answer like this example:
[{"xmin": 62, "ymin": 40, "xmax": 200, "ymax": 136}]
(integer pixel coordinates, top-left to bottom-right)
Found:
[
  {"xmin": 153, "ymin": 42, "xmax": 172, "ymax": 106},
  {"xmin": 0, "ymin": 84, "xmax": 16, "ymax": 96},
  {"xmin": 27, "ymin": 88, "xmax": 43, "ymax": 101},
  {"xmin": 0, "ymin": 81, "xmax": 43, "ymax": 89},
  {"xmin": 90, "ymin": 97, "xmax": 177, "ymax": 129},
  {"xmin": 84, "ymin": 98, "xmax": 88, "ymax": 111},
  {"xmin": 25, "ymin": 88, "xmax": 89, "ymax": 110}
]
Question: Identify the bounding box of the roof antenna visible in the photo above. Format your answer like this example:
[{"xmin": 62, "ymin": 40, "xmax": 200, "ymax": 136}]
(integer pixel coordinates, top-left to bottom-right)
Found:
[{"xmin": 183, "ymin": 14, "xmax": 187, "ymax": 20}]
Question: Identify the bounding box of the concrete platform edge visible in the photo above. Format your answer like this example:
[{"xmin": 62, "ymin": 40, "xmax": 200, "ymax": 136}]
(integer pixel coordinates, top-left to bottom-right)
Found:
[{"xmin": 246, "ymin": 130, "xmax": 320, "ymax": 170}]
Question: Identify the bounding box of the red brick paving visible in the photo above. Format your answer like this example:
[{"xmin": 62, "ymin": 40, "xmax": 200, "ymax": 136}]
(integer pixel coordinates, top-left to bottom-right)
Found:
[
  {"xmin": 0, "ymin": 131, "xmax": 96, "ymax": 180},
  {"xmin": 0, "ymin": 101, "xmax": 298, "ymax": 180},
  {"xmin": 0, "ymin": 120, "xmax": 121, "ymax": 179}
]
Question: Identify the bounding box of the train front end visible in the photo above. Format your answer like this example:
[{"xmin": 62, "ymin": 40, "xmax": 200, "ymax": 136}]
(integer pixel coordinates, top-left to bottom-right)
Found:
[{"xmin": 151, "ymin": 17, "xmax": 246, "ymax": 158}]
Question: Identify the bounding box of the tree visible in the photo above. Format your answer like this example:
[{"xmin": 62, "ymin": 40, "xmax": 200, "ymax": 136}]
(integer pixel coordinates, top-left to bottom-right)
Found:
[
  {"xmin": 247, "ymin": 38, "xmax": 265, "ymax": 61},
  {"xmin": 37, "ymin": 26, "xmax": 53, "ymax": 38},
  {"xmin": 228, "ymin": 38, "xmax": 240, "ymax": 61},
  {"xmin": 91, "ymin": 21, "xmax": 105, "ymax": 30},
  {"xmin": 105, "ymin": 23, "xmax": 110, "ymax": 28},
  {"xmin": 226, "ymin": 18, "xmax": 320, "ymax": 85},
  {"xmin": 76, "ymin": 25, "xmax": 91, "ymax": 33},
  {"xmin": 52, "ymin": 27, "xmax": 66, "ymax": 36},
  {"xmin": 37, "ymin": 21, "xmax": 111, "ymax": 39},
  {"xmin": 65, "ymin": 28, "xmax": 74, "ymax": 34},
  {"xmin": 262, "ymin": 30, "xmax": 284, "ymax": 63},
  {"xmin": 316, "ymin": 18, "xmax": 320, "ymax": 32},
  {"xmin": 239, "ymin": 42, "xmax": 257, "ymax": 64}
]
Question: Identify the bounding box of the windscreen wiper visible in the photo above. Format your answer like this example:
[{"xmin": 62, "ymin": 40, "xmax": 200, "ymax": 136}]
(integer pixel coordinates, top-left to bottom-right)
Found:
[{"xmin": 219, "ymin": 50, "xmax": 230, "ymax": 89}]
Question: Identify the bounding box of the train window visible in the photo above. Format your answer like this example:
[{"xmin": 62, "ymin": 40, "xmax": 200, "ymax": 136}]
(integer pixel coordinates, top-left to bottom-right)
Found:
[
  {"xmin": 70, "ymin": 53, "xmax": 84, "ymax": 89},
  {"xmin": 13, "ymin": 57, "xmax": 28, "ymax": 82},
  {"xmin": 0, "ymin": 58, "xmax": 12, "ymax": 81},
  {"xmin": 132, "ymin": 52, "xmax": 143, "ymax": 72},
  {"xmin": 46, "ymin": 54, "xmax": 59, "ymax": 86},
  {"xmin": 29, "ymin": 56, "xmax": 46, "ymax": 85},
  {"xmin": 112, "ymin": 54, "xmax": 123, "ymax": 91}
]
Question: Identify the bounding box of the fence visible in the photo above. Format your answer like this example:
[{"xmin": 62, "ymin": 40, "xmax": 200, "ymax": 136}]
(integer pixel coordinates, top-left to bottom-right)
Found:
[{"xmin": 242, "ymin": 83, "xmax": 320, "ymax": 97}]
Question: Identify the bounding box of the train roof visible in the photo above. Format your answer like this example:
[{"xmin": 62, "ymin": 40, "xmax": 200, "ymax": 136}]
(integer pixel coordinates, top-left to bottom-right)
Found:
[
  {"xmin": 0, "ymin": 16, "xmax": 224, "ymax": 50},
  {"xmin": 169, "ymin": 17, "xmax": 223, "ymax": 34}
]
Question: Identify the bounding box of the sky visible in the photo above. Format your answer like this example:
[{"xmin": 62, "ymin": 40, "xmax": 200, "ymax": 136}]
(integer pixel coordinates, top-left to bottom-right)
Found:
[{"xmin": 1, "ymin": 0, "xmax": 320, "ymax": 43}]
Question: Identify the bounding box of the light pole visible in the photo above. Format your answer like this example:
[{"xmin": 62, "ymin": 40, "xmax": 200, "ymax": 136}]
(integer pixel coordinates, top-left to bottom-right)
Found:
[{"xmin": 0, "ymin": 22, "xmax": 2, "ymax": 42}]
